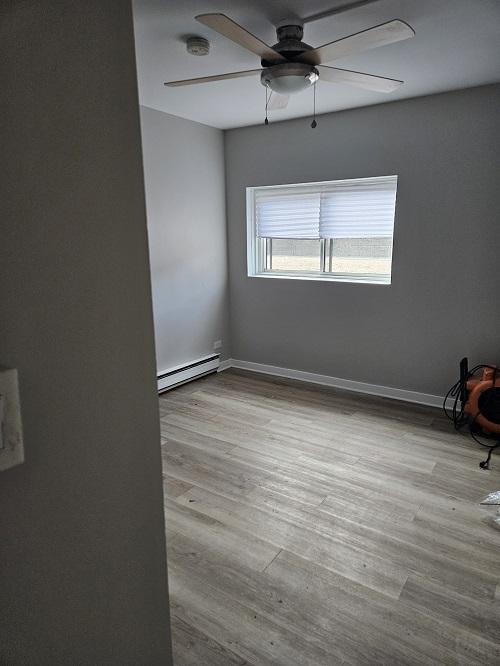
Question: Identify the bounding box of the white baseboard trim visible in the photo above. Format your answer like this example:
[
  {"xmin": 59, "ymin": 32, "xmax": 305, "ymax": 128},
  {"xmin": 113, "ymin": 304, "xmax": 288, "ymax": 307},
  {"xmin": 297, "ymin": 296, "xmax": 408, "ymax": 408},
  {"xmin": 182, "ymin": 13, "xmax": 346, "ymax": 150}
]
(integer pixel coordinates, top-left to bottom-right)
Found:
[
  {"xmin": 218, "ymin": 358, "xmax": 451, "ymax": 409},
  {"xmin": 218, "ymin": 358, "xmax": 233, "ymax": 372}
]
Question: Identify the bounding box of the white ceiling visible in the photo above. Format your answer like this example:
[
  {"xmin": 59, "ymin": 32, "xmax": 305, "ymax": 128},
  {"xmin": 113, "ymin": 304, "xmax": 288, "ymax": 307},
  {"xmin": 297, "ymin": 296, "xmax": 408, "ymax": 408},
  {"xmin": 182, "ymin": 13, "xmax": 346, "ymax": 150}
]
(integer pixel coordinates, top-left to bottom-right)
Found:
[{"xmin": 133, "ymin": 0, "xmax": 500, "ymax": 130}]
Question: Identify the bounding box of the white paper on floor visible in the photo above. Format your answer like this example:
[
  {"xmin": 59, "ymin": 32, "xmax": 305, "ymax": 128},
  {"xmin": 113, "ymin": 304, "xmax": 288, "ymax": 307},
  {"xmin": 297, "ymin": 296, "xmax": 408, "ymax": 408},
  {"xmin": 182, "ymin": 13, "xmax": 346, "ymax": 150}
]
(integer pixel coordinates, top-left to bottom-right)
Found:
[{"xmin": 479, "ymin": 491, "xmax": 500, "ymax": 531}]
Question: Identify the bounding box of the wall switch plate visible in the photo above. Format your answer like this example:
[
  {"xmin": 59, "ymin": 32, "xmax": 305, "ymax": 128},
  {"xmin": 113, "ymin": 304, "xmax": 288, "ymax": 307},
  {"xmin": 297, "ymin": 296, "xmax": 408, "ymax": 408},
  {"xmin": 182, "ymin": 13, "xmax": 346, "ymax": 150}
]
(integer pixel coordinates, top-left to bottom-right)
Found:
[
  {"xmin": 0, "ymin": 368, "xmax": 24, "ymax": 471},
  {"xmin": 213, "ymin": 340, "xmax": 222, "ymax": 351}
]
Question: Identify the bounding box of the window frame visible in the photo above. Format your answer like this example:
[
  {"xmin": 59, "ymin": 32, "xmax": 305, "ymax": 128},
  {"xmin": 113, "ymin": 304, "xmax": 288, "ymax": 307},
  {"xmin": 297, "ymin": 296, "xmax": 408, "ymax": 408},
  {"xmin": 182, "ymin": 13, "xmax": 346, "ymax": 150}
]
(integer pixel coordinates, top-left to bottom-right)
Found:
[{"xmin": 246, "ymin": 178, "xmax": 397, "ymax": 285}]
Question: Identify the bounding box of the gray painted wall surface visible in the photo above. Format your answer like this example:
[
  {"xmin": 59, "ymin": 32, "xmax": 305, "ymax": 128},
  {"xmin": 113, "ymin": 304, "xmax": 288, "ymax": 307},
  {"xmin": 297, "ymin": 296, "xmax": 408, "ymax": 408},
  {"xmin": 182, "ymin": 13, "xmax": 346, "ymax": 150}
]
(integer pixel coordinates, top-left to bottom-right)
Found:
[
  {"xmin": 140, "ymin": 106, "xmax": 229, "ymax": 371},
  {"xmin": 0, "ymin": 3, "xmax": 172, "ymax": 664},
  {"xmin": 225, "ymin": 85, "xmax": 500, "ymax": 396}
]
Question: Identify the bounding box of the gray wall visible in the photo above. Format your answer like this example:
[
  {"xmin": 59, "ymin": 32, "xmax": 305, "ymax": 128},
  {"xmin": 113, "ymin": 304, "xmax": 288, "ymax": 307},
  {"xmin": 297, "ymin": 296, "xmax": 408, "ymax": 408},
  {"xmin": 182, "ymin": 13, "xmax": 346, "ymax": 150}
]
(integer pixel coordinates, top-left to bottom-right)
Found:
[
  {"xmin": 225, "ymin": 84, "xmax": 500, "ymax": 396},
  {"xmin": 140, "ymin": 106, "xmax": 229, "ymax": 371},
  {"xmin": 0, "ymin": 3, "xmax": 172, "ymax": 664}
]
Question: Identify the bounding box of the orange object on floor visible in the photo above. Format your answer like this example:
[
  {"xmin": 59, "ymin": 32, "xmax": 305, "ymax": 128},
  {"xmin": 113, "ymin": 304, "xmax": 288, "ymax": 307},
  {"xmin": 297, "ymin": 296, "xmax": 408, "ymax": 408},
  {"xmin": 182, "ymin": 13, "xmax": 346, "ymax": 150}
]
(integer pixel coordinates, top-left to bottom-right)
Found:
[{"xmin": 465, "ymin": 367, "xmax": 500, "ymax": 435}]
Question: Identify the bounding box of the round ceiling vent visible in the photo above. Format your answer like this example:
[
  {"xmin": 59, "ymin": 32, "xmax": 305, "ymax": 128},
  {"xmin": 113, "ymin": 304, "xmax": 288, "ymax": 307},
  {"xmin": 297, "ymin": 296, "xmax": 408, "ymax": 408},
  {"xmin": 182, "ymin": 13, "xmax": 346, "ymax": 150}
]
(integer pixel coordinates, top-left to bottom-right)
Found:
[{"xmin": 186, "ymin": 36, "xmax": 210, "ymax": 56}]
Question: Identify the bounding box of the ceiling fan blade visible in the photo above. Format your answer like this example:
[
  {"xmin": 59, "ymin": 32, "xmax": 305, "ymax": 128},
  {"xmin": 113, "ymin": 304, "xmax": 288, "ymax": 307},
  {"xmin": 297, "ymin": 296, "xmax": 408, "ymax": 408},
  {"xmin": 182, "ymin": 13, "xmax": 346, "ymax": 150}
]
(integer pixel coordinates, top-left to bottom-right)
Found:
[
  {"xmin": 318, "ymin": 65, "xmax": 403, "ymax": 92},
  {"xmin": 196, "ymin": 13, "xmax": 286, "ymax": 63},
  {"xmin": 268, "ymin": 93, "xmax": 290, "ymax": 110},
  {"xmin": 303, "ymin": 0, "xmax": 384, "ymax": 24},
  {"xmin": 164, "ymin": 69, "xmax": 261, "ymax": 87},
  {"xmin": 299, "ymin": 19, "xmax": 415, "ymax": 66}
]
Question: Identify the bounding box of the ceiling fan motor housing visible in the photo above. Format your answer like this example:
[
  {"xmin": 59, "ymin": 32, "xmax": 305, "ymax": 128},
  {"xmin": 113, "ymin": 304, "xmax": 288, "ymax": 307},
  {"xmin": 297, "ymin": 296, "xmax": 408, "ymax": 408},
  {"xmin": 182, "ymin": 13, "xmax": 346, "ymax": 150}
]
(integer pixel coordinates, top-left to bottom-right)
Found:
[
  {"xmin": 261, "ymin": 21, "xmax": 313, "ymax": 67},
  {"xmin": 186, "ymin": 36, "xmax": 210, "ymax": 56},
  {"xmin": 276, "ymin": 23, "xmax": 304, "ymax": 42}
]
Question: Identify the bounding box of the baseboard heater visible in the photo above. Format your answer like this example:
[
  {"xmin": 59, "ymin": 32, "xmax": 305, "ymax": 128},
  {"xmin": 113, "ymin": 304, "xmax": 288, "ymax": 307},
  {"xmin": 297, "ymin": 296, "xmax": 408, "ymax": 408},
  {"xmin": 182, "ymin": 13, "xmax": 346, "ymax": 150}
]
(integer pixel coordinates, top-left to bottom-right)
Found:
[{"xmin": 157, "ymin": 354, "xmax": 220, "ymax": 394}]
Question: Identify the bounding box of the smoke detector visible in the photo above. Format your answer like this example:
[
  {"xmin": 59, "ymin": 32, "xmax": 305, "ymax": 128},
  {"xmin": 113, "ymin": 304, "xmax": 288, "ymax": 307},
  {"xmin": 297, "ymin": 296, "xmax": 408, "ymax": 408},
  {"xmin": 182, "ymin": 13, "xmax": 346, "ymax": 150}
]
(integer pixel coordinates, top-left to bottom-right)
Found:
[{"xmin": 186, "ymin": 36, "xmax": 210, "ymax": 56}]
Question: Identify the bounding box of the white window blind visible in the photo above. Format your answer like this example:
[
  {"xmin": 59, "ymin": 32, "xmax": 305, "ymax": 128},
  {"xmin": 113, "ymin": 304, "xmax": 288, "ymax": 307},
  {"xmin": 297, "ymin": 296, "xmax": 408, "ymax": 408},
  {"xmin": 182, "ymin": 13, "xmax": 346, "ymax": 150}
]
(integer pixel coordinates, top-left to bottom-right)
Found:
[
  {"xmin": 254, "ymin": 176, "xmax": 397, "ymax": 239},
  {"xmin": 320, "ymin": 176, "xmax": 397, "ymax": 239},
  {"xmin": 255, "ymin": 187, "xmax": 320, "ymax": 239}
]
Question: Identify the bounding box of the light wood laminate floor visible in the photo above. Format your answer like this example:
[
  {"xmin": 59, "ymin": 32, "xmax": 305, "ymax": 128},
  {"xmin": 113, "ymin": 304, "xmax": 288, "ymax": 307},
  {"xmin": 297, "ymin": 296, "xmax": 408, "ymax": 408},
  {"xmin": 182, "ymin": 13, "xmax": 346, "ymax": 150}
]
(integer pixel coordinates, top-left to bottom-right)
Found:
[{"xmin": 159, "ymin": 369, "xmax": 500, "ymax": 665}]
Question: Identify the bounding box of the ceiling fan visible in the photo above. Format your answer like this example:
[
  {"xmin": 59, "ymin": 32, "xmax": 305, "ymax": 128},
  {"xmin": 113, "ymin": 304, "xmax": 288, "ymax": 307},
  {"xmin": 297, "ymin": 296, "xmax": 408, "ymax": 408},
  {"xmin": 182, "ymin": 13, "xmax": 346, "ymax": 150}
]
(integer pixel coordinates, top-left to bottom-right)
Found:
[{"xmin": 164, "ymin": 10, "xmax": 415, "ymax": 111}]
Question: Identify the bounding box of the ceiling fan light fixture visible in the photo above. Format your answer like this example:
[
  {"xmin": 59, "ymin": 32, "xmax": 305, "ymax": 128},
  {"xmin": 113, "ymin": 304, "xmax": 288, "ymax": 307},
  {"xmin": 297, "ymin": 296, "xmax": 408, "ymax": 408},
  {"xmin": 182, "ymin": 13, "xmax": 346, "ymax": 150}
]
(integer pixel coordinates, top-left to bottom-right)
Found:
[{"xmin": 261, "ymin": 63, "xmax": 319, "ymax": 95}]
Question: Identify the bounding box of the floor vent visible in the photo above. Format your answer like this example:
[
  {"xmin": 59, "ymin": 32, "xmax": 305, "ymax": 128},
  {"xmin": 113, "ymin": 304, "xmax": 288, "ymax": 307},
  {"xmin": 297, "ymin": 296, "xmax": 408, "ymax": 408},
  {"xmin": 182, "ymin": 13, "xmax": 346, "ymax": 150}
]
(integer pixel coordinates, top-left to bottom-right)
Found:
[{"xmin": 157, "ymin": 354, "xmax": 220, "ymax": 394}]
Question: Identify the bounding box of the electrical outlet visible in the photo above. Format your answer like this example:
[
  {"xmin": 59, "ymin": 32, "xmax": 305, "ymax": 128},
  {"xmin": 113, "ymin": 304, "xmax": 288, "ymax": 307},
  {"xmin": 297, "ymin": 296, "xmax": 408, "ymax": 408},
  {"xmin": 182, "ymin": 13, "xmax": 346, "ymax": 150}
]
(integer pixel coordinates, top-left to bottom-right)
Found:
[
  {"xmin": 213, "ymin": 340, "xmax": 222, "ymax": 351},
  {"xmin": 0, "ymin": 368, "xmax": 24, "ymax": 471}
]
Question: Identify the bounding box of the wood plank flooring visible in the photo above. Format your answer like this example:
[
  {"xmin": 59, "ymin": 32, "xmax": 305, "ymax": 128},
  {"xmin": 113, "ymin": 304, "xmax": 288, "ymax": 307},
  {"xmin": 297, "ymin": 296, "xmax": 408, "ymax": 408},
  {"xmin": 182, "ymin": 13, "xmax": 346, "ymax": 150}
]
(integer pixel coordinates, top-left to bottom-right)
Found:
[{"xmin": 159, "ymin": 369, "xmax": 500, "ymax": 665}]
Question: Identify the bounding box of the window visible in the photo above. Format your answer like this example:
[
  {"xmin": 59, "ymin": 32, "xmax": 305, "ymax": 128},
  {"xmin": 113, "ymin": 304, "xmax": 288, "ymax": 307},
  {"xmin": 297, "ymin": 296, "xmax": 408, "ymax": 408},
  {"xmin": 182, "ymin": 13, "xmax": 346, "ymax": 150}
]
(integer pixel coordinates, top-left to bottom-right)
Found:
[{"xmin": 247, "ymin": 175, "xmax": 398, "ymax": 284}]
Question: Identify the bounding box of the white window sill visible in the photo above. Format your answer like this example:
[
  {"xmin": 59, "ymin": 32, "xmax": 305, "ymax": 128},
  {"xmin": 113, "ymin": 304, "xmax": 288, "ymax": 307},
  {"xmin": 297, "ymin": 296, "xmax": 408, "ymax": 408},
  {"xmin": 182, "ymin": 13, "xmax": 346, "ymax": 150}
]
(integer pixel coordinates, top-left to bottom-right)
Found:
[{"xmin": 248, "ymin": 271, "xmax": 391, "ymax": 285}]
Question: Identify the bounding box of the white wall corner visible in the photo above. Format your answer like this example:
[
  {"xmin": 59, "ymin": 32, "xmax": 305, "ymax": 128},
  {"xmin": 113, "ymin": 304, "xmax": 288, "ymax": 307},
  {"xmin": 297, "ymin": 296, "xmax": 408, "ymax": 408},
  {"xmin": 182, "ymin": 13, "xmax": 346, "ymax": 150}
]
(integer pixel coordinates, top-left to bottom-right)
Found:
[{"xmin": 217, "ymin": 358, "xmax": 234, "ymax": 372}]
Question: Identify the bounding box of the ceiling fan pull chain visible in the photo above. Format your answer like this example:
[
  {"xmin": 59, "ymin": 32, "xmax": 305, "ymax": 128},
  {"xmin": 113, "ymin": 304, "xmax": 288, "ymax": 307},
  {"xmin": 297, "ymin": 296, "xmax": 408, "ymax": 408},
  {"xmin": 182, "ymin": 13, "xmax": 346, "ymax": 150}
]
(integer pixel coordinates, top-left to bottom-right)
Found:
[
  {"xmin": 264, "ymin": 85, "xmax": 269, "ymax": 125},
  {"xmin": 311, "ymin": 81, "xmax": 317, "ymax": 128}
]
